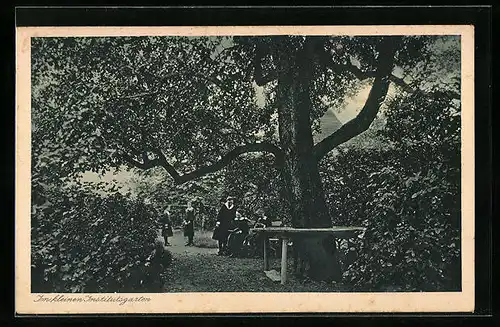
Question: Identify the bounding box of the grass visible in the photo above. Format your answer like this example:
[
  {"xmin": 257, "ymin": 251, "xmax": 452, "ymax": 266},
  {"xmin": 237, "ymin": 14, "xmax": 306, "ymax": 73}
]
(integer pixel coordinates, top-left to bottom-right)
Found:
[{"xmin": 193, "ymin": 229, "xmax": 218, "ymax": 248}]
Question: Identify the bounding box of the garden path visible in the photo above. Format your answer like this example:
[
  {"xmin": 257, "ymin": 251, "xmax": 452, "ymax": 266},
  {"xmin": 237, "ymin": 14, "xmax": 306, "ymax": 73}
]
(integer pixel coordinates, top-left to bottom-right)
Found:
[{"xmin": 160, "ymin": 230, "xmax": 345, "ymax": 292}]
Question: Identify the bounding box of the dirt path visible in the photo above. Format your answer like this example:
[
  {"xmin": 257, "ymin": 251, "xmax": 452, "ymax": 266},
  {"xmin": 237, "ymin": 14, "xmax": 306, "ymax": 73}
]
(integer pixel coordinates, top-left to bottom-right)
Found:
[
  {"xmin": 166, "ymin": 229, "xmax": 218, "ymax": 255},
  {"xmin": 161, "ymin": 229, "xmax": 347, "ymax": 292}
]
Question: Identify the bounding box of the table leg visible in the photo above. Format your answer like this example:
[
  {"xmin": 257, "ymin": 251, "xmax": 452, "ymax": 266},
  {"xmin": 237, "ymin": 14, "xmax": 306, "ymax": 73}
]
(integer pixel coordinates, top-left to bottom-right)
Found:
[
  {"xmin": 292, "ymin": 239, "xmax": 297, "ymax": 274},
  {"xmin": 263, "ymin": 236, "xmax": 269, "ymax": 271},
  {"xmin": 281, "ymin": 238, "xmax": 288, "ymax": 285}
]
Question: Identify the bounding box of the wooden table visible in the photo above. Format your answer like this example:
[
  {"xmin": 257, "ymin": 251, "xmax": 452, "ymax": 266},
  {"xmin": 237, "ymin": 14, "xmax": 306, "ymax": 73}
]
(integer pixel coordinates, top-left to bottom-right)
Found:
[{"xmin": 250, "ymin": 227, "xmax": 366, "ymax": 285}]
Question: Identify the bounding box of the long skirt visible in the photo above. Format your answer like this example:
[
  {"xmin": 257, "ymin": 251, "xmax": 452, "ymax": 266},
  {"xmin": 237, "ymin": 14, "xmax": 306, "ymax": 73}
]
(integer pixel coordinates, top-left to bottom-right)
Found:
[
  {"xmin": 227, "ymin": 232, "xmax": 246, "ymax": 256},
  {"xmin": 184, "ymin": 224, "xmax": 194, "ymax": 237},
  {"xmin": 212, "ymin": 226, "xmax": 229, "ymax": 241},
  {"xmin": 163, "ymin": 225, "xmax": 173, "ymax": 238}
]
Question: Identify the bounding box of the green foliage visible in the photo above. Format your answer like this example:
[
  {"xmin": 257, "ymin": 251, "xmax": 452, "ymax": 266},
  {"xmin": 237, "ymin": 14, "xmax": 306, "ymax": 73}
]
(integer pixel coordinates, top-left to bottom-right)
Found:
[
  {"xmin": 223, "ymin": 154, "xmax": 285, "ymax": 221},
  {"xmin": 321, "ymin": 85, "xmax": 461, "ymax": 291},
  {"xmin": 31, "ymin": 36, "xmax": 273, "ymax": 179},
  {"xmin": 31, "ymin": 183, "xmax": 168, "ymax": 293}
]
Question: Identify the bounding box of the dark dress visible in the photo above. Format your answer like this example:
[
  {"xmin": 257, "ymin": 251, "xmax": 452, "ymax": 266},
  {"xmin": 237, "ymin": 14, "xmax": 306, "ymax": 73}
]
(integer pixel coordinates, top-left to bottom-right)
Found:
[
  {"xmin": 236, "ymin": 218, "xmax": 250, "ymax": 235},
  {"xmin": 162, "ymin": 212, "xmax": 174, "ymax": 238},
  {"xmin": 184, "ymin": 208, "xmax": 195, "ymax": 237},
  {"xmin": 212, "ymin": 204, "xmax": 237, "ymax": 241},
  {"xmin": 227, "ymin": 219, "xmax": 250, "ymax": 257}
]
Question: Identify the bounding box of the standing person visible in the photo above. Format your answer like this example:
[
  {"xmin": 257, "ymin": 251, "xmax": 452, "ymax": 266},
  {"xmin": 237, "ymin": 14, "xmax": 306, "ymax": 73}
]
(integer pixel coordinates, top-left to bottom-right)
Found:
[
  {"xmin": 162, "ymin": 206, "xmax": 174, "ymax": 246},
  {"xmin": 184, "ymin": 202, "xmax": 195, "ymax": 246},
  {"xmin": 212, "ymin": 196, "xmax": 237, "ymax": 255}
]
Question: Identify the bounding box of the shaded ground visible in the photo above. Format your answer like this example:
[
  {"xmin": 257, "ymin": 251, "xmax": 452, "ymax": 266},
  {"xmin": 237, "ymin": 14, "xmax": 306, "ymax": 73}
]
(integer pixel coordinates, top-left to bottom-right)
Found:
[
  {"xmin": 161, "ymin": 230, "xmax": 351, "ymax": 292},
  {"xmin": 166, "ymin": 228, "xmax": 218, "ymax": 255}
]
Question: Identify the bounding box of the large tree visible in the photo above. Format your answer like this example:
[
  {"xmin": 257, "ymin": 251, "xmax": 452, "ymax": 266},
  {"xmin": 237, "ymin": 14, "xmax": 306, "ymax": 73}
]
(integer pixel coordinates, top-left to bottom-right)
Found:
[{"xmin": 32, "ymin": 34, "xmax": 448, "ymax": 281}]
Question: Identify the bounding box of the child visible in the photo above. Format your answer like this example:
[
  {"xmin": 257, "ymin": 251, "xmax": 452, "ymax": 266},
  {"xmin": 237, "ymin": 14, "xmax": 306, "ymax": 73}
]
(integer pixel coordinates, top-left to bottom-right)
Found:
[
  {"xmin": 184, "ymin": 202, "xmax": 195, "ymax": 246},
  {"xmin": 162, "ymin": 206, "xmax": 174, "ymax": 246}
]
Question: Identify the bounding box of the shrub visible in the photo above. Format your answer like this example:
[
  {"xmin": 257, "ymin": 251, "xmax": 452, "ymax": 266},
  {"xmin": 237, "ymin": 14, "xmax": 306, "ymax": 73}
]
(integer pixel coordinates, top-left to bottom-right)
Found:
[
  {"xmin": 320, "ymin": 91, "xmax": 461, "ymax": 291},
  {"xmin": 31, "ymin": 183, "xmax": 171, "ymax": 293},
  {"xmin": 322, "ymin": 148, "xmax": 460, "ymax": 291}
]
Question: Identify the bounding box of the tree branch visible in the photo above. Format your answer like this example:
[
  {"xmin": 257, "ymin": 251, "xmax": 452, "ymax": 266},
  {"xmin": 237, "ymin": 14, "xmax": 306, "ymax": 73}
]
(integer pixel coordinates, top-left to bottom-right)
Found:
[
  {"xmin": 388, "ymin": 75, "xmax": 414, "ymax": 93},
  {"xmin": 325, "ymin": 61, "xmax": 458, "ymax": 100},
  {"xmin": 253, "ymin": 44, "xmax": 277, "ymax": 86},
  {"xmin": 121, "ymin": 142, "xmax": 284, "ymax": 185},
  {"xmin": 323, "ymin": 61, "xmax": 377, "ymax": 80},
  {"xmin": 319, "ymin": 49, "xmax": 416, "ymax": 94},
  {"xmin": 254, "ymin": 69, "xmax": 277, "ymax": 87},
  {"xmin": 121, "ymin": 151, "xmax": 163, "ymax": 170},
  {"xmin": 213, "ymin": 44, "xmax": 241, "ymax": 62},
  {"xmin": 313, "ymin": 37, "xmax": 400, "ymax": 161}
]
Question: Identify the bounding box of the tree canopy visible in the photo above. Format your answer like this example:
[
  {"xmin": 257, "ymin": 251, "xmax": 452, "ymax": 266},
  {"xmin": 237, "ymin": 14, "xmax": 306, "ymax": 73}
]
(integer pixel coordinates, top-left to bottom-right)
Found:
[{"xmin": 32, "ymin": 35, "xmax": 456, "ymax": 187}]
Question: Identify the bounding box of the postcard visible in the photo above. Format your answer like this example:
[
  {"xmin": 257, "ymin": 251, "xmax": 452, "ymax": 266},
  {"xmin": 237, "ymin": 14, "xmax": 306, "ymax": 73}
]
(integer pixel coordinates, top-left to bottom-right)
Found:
[{"xmin": 16, "ymin": 25, "xmax": 474, "ymax": 314}]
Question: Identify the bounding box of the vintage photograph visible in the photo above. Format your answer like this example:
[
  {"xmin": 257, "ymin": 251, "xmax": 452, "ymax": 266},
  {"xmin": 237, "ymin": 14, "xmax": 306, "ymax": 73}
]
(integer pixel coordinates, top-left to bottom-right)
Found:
[{"xmin": 16, "ymin": 25, "xmax": 474, "ymax": 313}]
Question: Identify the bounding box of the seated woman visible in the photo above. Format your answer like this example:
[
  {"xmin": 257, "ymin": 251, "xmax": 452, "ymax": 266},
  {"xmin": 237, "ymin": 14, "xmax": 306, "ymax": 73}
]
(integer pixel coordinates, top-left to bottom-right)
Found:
[{"xmin": 226, "ymin": 213, "xmax": 250, "ymax": 258}]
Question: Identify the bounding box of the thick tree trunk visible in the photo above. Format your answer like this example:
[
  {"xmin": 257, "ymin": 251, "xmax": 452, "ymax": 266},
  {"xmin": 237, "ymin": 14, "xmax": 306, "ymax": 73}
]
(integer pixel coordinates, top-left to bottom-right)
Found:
[
  {"xmin": 279, "ymin": 158, "xmax": 342, "ymax": 281},
  {"xmin": 274, "ymin": 37, "xmax": 341, "ymax": 282}
]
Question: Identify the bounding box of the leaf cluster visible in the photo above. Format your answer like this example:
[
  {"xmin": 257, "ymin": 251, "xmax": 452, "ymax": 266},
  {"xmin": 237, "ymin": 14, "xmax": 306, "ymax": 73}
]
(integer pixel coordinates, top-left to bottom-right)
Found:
[{"xmin": 31, "ymin": 183, "xmax": 168, "ymax": 293}]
